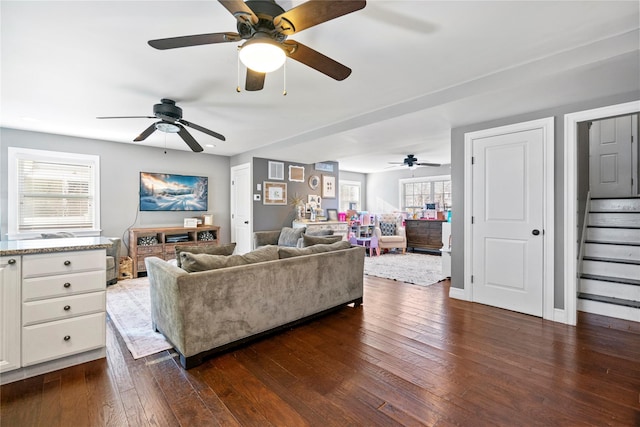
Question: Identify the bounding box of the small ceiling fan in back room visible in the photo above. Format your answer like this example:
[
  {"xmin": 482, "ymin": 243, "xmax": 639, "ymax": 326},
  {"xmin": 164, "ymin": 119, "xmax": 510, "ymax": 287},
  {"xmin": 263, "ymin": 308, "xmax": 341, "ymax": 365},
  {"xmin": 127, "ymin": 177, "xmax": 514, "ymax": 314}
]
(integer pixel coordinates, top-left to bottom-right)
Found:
[
  {"xmin": 97, "ymin": 99, "xmax": 225, "ymax": 153},
  {"xmin": 147, "ymin": 0, "xmax": 367, "ymax": 91},
  {"xmin": 388, "ymin": 154, "xmax": 442, "ymax": 168}
]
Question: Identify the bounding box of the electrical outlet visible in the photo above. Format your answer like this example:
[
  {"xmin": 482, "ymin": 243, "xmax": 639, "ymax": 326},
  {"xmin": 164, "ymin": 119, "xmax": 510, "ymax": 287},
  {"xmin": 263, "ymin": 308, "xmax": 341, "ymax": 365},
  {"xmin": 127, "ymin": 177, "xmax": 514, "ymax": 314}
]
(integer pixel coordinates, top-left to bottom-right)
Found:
[{"xmin": 254, "ymin": 194, "xmax": 261, "ymax": 201}]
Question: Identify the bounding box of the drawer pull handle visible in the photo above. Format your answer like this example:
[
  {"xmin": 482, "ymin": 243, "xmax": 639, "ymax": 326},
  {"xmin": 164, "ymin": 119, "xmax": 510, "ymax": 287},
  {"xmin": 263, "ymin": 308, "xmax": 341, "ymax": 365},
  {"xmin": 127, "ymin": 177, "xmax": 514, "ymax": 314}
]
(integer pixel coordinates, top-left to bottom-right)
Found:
[
  {"xmin": 63, "ymin": 282, "xmax": 71, "ymax": 288},
  {"xmin": 64, "ymin": 305, "xmax": 71, "ymax": 311},
  {"xmin": 7, "ymin": 258, "xmax": 16, "ymax": 265},
  {"xmin": 64, "ymin": 260, "xmax": 71, "ymax": 266},
  {"xmin": 63, "ymin": 335, "xmax": 71, "ymax": 341}
]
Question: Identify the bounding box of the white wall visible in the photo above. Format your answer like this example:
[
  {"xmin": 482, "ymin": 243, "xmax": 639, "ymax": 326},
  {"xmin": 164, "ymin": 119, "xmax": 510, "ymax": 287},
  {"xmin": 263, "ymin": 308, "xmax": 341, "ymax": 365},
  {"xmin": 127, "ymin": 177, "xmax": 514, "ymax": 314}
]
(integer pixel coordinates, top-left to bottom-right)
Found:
[{"xmin": 0, "ymin": 128, "xmax": 231, "ymax": 255}]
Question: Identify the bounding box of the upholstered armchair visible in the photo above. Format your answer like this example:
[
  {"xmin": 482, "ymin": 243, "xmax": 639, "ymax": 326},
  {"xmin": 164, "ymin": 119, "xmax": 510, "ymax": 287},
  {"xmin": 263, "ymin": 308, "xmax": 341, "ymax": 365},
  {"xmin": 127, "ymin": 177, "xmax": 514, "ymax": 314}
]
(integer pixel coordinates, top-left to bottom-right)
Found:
[
  {"xmin": 374, "ymin": 213, "xmax": 407, "ymax": 254},
  {"xmin": 106, "ymin": 238, "xmax": 121, "ymax": 285}
]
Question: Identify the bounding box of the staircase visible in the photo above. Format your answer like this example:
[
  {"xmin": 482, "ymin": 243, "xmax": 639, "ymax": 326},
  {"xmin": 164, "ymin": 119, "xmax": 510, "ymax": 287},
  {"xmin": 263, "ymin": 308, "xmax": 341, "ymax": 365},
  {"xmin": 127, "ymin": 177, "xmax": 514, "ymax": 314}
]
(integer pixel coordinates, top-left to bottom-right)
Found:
[{"xmin": 578, "ymin": 197, "xmax": 640, "ymax": 322}]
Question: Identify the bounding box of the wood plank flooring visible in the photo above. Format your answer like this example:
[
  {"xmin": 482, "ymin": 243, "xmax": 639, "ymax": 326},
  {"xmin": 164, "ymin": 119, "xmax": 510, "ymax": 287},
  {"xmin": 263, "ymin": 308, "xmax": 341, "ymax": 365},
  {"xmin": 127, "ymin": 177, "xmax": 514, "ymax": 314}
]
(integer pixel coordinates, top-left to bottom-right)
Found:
[{"xmin": 2, "ymin": 277, "xmax": 639, "ymax": 426}]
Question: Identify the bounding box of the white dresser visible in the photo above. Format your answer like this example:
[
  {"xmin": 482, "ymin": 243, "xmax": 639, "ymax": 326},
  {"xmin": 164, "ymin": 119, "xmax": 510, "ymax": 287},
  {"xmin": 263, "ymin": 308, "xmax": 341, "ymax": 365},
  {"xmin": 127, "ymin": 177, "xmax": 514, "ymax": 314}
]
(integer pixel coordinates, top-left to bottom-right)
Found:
[{"xmin": 0, "ymin": 238, "xmax": 111, "ymax": 384}]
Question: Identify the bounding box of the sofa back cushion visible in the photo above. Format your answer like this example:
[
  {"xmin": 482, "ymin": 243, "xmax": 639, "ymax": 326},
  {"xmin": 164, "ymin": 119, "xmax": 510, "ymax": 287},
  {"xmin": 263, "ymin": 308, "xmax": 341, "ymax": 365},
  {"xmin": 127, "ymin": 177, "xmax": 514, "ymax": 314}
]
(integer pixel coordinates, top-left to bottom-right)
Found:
[
  {"xmin": 175, "ymin": 242, "xmax": 236, "ymax": 267},
  {"xmin": 304, "ymin": 228, "xmax": 334, "ymax": 237},
  {"xmin": 277, "ymin": 227, "xmax": 305, "ymax": 247},
  {"xmin": 302, "ymin": 234, "xmax": 343, "ymax": 247},
  {"xmin": 181, "ymin": 245, "xmax": 278, "ymax": 272},
  {"xmin": 279, "ymin": 240, "xmax": 351, "ymax": 259}
]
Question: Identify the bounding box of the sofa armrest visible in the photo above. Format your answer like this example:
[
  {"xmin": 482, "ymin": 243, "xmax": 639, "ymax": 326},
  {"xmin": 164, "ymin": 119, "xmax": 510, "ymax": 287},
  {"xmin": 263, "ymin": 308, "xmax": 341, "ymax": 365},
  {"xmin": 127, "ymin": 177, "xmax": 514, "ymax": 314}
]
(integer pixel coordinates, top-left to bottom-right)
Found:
[{"xmin": 253, "ymin": 230, "xmax": 281, "ymax": 249}]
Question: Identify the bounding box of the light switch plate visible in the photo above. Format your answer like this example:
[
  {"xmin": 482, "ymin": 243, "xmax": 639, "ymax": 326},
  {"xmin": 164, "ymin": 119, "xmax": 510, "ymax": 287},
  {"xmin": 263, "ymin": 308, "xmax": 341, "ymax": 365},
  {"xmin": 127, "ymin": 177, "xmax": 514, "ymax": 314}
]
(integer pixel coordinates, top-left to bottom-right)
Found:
[{"xmin": 257, "ymin": 183, "xmax": 261, "ymax": 191}]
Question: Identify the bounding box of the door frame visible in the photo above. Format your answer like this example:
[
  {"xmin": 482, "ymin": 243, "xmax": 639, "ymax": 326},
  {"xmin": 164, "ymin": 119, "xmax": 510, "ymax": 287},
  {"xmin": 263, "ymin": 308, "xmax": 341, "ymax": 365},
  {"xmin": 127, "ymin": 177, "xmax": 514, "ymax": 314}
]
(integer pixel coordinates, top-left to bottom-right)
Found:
[
  {"xmin": 463, "ymin": 117, "xmax": 555, "ymax": 321},
  {"xmin": 563, "ymin": 100, "xmax": 639, "ymax": 326},
  {"xmin": 230, "ymin": 162, "xmax": 252, "ymax": 254}
]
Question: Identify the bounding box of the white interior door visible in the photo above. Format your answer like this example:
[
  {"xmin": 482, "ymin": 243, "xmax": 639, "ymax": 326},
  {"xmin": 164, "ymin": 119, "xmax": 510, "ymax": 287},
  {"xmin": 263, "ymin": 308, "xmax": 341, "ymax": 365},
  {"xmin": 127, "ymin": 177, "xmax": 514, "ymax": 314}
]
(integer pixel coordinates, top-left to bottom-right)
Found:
[
  {"xmin": 471, "ymin": 128, "xmax": 545, "ymax": 317},
  {"xmin": 589, "ymin": 115, "xmax": 635, "ymax": 197},
  {"xmin": 230, "ymin": 163, "xmax": 252, "ymax": 254}
]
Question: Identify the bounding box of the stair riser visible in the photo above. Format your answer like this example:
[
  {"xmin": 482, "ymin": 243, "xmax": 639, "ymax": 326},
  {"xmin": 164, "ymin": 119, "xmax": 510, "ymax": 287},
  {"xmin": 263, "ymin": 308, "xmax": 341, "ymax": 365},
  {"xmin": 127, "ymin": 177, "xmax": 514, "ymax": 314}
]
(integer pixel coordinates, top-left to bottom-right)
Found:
[
  {"xmin": 584, "ymin": 243, "xmax": 640, "ymax": 260},
  {"xmin": 590, "ymin": 198, "xmax": 640, "ymax": 212},
  {"xmin": 582, "ymin": 260, "xmax": 640, "ymax": 281},
  {"xmin": 586, "ymin": 228, "xmax": 640, "ymax": 244},
  {"xmin": 579, "ymin": 279, "xmax": 640, "ymax": 301},
  {"xmin": 588, "ymin": 213, "xmax": 640, "ymax": 228},
  {"xmin": 577, "ymin": 299, "xmax": 640, "ymax": 322}
]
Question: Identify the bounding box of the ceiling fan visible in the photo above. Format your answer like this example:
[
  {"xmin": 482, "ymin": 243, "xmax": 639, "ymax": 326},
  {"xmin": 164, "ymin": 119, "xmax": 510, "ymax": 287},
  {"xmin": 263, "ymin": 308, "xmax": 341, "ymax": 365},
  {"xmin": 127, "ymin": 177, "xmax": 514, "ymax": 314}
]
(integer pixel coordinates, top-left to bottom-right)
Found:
[
  {"xmin": 97, "ymin": 99, "xmax": 225, "ymax": 152},
  {"xmin": 389, "ymin": 154, "xmax": 442, "ymax": 168},
  {"xmin": 147, "ymin": 0, "xmax": 367, "ymax": 91}
]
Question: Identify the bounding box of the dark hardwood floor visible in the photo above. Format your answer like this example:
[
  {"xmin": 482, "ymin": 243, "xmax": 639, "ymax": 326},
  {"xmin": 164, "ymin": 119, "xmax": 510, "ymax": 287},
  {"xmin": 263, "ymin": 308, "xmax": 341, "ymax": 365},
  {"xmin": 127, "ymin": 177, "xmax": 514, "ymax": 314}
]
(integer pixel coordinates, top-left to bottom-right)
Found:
[{"xmin": 2, "ymin": 277, "xmax": 639, "ymax": 426}]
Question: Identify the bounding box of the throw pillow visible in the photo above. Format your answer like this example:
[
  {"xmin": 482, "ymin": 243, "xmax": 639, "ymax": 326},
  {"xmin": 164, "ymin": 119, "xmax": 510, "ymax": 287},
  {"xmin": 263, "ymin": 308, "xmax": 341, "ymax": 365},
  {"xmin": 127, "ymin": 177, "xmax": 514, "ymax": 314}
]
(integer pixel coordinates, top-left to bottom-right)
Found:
[
  {"xmin": 380, "ymin": 222, "xmax": 396, "ymax": 236},
  {"xmin": 304, "ymin": 229, "xmax": 334, "ymax": 237},
  {"xmin": 180, "ymin": 245, "xmax": 278, "ymax": 273},
  {"xmin": 279, "ymin": 240, "xmax": 351, "ymax": 259},
  {"xmin": 277, "ymin": 227, "xmax": 305, "ymax": 247},
  {"xmin": 302, "ymin": 234, "xmax": 343, "ymax": 247},
  {"xmin": 41, "ymin": 232, "xmax": 76, "ymax": 238},
  {"xmin": 175, "ymin": 242, "xmax": 236, "ymax": 267}
]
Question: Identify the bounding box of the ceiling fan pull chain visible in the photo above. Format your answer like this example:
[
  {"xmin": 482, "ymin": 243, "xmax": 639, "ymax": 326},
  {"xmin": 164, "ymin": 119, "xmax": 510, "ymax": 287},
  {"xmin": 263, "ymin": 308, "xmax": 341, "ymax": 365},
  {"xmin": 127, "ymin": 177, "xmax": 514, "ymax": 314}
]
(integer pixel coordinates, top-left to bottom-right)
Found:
[
  {"xmin": 236, "ymin": 48, "xmax": 241, "ymax": 93},
  {"xmin": 163, "ymin": 132, "xmax": 167, "ymax": 154},
  {"xmin": 283, "ymin": 59, "xmax": 287, "ymax": 96}
]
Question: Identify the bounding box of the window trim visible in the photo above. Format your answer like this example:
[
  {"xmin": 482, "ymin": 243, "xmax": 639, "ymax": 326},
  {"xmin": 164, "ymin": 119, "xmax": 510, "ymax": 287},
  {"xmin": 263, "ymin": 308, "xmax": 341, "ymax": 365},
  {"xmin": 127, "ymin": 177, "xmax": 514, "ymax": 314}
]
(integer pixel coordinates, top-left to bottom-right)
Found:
[
  {"xmin": 8, "ymin": 147, "xmax": 101, "ymax": 240},
  {"xmin": 398, "ymin": 174, "xmax": 451, "ymax": 212},
  {"xmin": 339, "ymin": 179, "xmax": 362, "ymax": 212}
]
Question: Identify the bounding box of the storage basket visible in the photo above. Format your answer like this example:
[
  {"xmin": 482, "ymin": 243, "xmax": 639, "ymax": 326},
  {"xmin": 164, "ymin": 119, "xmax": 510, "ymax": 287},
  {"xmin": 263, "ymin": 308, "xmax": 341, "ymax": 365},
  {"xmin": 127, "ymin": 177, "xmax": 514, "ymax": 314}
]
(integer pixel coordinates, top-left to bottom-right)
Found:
[{"xmin": 119, "ymin": 256, "xmax": 133, "ymax": 280}]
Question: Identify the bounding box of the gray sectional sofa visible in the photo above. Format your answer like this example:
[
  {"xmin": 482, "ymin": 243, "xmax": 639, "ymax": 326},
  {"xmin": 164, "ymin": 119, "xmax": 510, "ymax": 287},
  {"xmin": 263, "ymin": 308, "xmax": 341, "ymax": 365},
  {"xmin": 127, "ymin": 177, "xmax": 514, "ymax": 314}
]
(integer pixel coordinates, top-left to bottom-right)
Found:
[{"xmin": 145, "ymin": 242, "xmax": 365, "ymax": 369}]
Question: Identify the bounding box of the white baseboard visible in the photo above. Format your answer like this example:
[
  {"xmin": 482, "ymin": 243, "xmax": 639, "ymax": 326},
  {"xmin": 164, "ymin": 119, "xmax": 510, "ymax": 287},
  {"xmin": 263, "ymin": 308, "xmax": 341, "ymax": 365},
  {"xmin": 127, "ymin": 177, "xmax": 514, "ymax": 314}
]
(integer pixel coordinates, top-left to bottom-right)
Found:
[{"xmin": 449, "ymin": 287, "xmax": 468, "ymax": 300}]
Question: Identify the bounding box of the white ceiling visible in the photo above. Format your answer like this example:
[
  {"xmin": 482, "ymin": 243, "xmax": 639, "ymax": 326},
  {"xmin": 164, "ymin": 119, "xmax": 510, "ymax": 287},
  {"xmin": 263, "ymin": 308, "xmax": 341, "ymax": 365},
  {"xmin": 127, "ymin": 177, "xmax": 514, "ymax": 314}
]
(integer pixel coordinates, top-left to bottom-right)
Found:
[{"xmin": 2, "ymin": 1, "xmax": 639, "ymax": 173}]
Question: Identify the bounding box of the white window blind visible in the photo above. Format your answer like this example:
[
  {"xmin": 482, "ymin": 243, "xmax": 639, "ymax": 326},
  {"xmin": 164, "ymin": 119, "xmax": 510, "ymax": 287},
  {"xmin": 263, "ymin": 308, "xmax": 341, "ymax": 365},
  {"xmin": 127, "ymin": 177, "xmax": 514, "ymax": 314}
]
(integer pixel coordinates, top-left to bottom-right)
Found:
[{"xmin": 8, "ymin": 148, "xmax": 100, "ymax": 239}]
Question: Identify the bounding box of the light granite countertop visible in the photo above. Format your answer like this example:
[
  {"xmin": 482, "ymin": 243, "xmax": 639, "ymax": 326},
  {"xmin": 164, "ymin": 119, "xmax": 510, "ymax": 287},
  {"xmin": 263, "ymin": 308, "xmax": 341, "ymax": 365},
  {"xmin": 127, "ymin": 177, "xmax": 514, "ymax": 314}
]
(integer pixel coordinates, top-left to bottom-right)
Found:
[{"xmin": 0, "ymin": 237, "xmax": 113, "ymax": 256}]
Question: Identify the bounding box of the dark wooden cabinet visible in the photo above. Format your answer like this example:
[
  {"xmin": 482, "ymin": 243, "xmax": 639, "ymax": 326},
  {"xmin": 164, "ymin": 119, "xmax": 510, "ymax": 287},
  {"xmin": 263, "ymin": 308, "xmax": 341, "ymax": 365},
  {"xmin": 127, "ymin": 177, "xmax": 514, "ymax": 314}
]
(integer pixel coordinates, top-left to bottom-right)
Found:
[{"xmin": 405, "ymin": 219, "xmax": 445, "ymax": 252}]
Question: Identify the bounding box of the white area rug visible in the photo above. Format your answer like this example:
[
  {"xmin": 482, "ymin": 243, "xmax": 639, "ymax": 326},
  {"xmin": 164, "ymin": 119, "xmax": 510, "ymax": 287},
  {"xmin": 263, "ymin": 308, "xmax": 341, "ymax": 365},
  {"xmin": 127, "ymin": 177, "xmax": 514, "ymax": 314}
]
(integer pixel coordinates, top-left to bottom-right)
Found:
[
  {"xmin": 106, "ymin": 278, "xmax": 173, "ymax": 359},
  {"xmin": 364, "ymin": 252, "xmax": 445, "ymax": 287}
]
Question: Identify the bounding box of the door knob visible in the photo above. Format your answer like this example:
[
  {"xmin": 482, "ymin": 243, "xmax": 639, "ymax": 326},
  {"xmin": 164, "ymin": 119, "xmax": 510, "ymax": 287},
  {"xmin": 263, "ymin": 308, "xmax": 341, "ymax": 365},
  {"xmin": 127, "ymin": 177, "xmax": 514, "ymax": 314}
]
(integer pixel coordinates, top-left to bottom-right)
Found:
[
  {"xmin": 532, "ymin": 229, "xmax": 540, "ymax": 236},
  {"xmin": 244, "ymin": 221, "xmax": 249, "ymax": 224}
]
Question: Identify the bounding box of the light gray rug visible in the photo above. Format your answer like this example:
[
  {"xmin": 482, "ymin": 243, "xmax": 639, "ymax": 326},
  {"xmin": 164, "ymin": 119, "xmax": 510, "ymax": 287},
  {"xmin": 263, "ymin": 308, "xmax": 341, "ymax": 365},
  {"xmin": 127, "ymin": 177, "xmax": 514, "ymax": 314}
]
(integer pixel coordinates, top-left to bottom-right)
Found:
[
  {"xmin": 106, "ymin": 278, "xmax": 172, "ymax": 359},
  {"xmin": 364, "ymin": 252, "xmax": 445, "ymax": 287}
]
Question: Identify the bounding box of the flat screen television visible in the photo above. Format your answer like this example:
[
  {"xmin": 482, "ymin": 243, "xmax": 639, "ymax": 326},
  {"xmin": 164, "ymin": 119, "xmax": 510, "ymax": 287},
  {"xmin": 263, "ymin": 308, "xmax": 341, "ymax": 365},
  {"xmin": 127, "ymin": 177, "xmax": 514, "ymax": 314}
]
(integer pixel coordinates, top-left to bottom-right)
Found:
[{"xmin": 140, "ymin": 172, "xmax": 208, "ymax": 211}]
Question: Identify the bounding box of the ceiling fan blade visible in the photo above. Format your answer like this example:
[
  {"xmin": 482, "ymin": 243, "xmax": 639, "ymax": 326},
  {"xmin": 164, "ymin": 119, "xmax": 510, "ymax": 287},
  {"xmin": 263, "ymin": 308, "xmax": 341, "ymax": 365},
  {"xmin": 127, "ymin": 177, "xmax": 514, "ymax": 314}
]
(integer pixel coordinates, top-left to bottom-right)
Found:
[
  {"xmin": 148, "ymin": 32, "xmax": 241, "ymax": 50},
  {"xmin": 134, "ymin": 124, "xmax": 157, "ymax": 142},
  {"xmin": 245, "ymin": 68, "xmax": 266, "ymax": 91},
  {"xmin": 97, "ymin": 116, "xmax": 155, "ymax": 119},
  {"xmin": 283, "ymin": 40, "xmax": 351, "ymax": 81},
  {"xmin": 274, "ymin": 0, "xmax": 366, "ymax": 35},
  {"xmin": 218, "ymin": 0, "xmax": 259, "ymax": 25},
  {"xmin": 177, "ymin": 125, "xmax": 204, "ymax": 152},
  {"xmin": 180, "ymin": 119, "xmax": 226, "ymax": 141},
  {"xmin": 416, "ymin": 162, "xmax": 442, "ymax": 167}
]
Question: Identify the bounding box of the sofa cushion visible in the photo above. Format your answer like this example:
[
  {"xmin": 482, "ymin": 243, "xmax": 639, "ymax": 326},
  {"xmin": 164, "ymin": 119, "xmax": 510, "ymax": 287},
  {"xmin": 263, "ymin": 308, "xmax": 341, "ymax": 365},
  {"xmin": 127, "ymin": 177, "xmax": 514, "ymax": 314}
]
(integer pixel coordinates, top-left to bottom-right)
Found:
[
  {"xmin": 379, "ymin": 222, "xmax": 396, "ymax": 236},
  {"xmin": 181, "ymin": 245, "xmax": 278, "ymax": 273},
  {"xmin": 277, "ymin": 227, "xmax": 305, "ymax": 247},
  {"xmin": 175, "ymin": 242, "xmax": 236, "ymax": 267},
  {"xmin": 279, "ymin": 240, "xmax": 351, "ymax": 259},
  {"xmin": 302, "ymin": 234, "xmax": 343, "ymax": 247},
  {"xmin": 304, "ymin": 228, "xmax": 334, "ymax": 237}
]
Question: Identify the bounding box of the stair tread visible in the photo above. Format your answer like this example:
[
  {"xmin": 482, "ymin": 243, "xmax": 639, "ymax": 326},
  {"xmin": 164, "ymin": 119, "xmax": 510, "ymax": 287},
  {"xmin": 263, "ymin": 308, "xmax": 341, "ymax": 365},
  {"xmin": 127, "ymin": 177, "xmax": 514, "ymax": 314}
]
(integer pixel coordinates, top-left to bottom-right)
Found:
[
  {"xmin": 591, "ymin": 197, "xmax": 640, "ymax": 200},
  {"xmin": 580, "ymin": 274, "xmax": 640, "ymax": 286},
  {"xmin": 585, "ymin": 240, "xmax": 640, "ymax": 247},
  {"xmin": 583, "ymin": 256, "xmax": 640, "ymax": 265},
  {"xmin": 577, "ymin": 293, "xmax": 640, "ymax": 309},
  {"xmin": 587, "ymin": 225, "xmax": 640, "ymax": 230}
]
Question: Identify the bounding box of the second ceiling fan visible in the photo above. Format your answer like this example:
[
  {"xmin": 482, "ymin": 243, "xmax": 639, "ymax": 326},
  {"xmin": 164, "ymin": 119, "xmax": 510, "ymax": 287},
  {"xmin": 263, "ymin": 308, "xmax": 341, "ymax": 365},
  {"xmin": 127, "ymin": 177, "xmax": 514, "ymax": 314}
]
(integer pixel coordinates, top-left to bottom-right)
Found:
[
  {"xmin": 389, "ymin": 154, "xmax": 442, "ymax": 168},
  {"xmin": 148, "ymin": 0, "xmax": 366, "ymax": 91}
]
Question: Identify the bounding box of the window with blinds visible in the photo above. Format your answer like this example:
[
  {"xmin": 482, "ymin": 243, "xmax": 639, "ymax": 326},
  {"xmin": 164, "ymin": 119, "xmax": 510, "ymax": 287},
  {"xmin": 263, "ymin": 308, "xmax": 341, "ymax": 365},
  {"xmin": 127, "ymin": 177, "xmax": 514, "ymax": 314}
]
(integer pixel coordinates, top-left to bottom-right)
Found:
[
  {"xmin": 8, "ymin": 148, "xmax": 100, "ymax": 238},
  {"xmin": 339, "ymin": 180, "xmax": 361, "ymax": 212}
]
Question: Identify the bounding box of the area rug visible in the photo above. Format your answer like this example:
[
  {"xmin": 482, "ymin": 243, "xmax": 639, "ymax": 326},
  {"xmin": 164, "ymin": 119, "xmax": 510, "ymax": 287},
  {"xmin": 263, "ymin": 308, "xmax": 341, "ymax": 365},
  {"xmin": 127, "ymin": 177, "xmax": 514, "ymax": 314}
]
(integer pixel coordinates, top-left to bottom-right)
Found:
[
  {"xmin": 364, "ymin": 252, "xmax": 445, "ymax": 287},
  {"xmin": 106, "ymin": 277, "xmax": 173, "ymax": 359}
]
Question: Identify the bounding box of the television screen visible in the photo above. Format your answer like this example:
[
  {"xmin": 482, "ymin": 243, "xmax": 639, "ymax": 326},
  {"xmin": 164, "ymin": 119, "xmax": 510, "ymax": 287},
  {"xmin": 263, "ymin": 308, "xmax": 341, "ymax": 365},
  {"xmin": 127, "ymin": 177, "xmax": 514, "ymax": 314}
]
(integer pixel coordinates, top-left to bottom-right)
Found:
[{"xmin": 140, "ymin": 172, "xmax": 208, "ymax": 211}]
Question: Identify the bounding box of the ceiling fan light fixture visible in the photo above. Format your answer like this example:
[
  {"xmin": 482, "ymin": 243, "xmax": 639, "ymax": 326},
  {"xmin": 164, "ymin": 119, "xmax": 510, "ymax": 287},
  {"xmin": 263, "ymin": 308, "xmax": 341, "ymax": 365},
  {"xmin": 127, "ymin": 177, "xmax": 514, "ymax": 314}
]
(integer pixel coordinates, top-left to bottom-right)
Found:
[
  {"xmin": 239, "ymin": 36, "xmax": 286, "ymax": 73},
  {"xmin": 155, "ymin": 122, "xmax": 180, "ymax": 133}
]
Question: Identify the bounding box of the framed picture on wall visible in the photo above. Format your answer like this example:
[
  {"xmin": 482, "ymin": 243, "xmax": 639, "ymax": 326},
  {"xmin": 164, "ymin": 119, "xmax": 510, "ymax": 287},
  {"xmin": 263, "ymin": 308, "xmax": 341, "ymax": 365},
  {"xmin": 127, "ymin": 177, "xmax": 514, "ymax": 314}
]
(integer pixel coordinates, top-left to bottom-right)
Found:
[
  {"xmin": 289, "ymin": 165, "xmax": 305, "ymax": 182},
  {"xmin": 263, "ymin": 181, "xmax": 287, "ymax": 205},
  {"xmin": 322, "ymin": 175, "xmax": 336, "ymax": 198},
  {"xmin": 268, "ymin": 161, "xmax": 284, "ymax": 180}
]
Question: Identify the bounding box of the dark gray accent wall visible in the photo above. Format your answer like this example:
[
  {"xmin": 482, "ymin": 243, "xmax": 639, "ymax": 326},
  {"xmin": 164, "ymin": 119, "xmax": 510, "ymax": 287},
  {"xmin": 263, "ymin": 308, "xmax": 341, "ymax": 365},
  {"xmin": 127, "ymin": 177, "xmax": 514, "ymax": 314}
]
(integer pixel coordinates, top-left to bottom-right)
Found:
[
  {"xmin": 450, "ymin": 91, "xmax": 640, "ymax": 311},
  {"xmin": 0, "ymin": 128, "xmax": 231, "ymax": 252},
  {"xmin": 251, "ymin": 158, "xmax": 339, "ymax": 231}
]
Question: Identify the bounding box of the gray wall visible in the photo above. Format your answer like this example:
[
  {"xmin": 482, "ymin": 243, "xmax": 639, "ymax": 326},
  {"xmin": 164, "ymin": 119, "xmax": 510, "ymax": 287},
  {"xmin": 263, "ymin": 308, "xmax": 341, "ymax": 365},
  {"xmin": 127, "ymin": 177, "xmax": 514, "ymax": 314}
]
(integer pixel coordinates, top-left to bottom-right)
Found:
[
  {"xmin": 0, "ymin": 128, "xmax": 231, "ymax": 254},
  {"xmin": 450, "ymin": 91, "xmax": 640, "ymax": 311},
  {"xmin": 365, "ymin": 165, "xmax": 452, "ymax": 213},
  {"xmin": 252, "ymin": 158, "xmax": 339, "ymax": 231}
]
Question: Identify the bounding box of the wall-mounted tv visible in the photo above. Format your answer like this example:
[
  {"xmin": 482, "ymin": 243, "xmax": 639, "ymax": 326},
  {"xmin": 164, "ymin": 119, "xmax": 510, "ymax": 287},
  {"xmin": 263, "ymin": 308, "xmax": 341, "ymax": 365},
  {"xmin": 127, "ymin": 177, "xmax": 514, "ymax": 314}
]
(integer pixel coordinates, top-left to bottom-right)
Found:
[{"xmin": 140, "ymin": 172, "xmax": 208, "ymax": 211}]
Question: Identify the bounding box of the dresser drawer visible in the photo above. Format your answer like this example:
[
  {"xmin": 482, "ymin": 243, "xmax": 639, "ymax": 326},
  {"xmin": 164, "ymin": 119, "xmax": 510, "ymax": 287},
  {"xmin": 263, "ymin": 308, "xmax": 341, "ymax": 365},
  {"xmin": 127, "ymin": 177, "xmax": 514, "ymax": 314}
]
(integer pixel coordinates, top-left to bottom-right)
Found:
[
  {"xmin": 23, "ymin": 291, "xmax": 105, "ymax": 326},
  {"xmin": 22, "ymin": 312, "xmax": 106, "ymax": 366},
  {"xmin": 22, "ymin": 270, "xmax": 105, "ymax": 301},
  {"xmin": 136, "ymin": 245, "xmax": 163, "ymax": 255},
  {"xmin": 22, "ymin": 250, "xmax": 105, "ymax": 278}
]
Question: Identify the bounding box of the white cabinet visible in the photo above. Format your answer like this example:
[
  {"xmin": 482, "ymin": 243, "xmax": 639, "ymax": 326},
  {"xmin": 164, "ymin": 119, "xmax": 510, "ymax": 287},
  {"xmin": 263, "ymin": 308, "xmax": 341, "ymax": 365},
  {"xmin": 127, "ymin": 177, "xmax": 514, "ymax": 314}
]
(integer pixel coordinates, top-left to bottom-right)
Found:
[
  {"xmin": 21, "ymin": 250, "xmax": 106, "ymax": 367},
  {"xmin": 0, "ymin": 256, "xmax": 21, "ymax": 373}
]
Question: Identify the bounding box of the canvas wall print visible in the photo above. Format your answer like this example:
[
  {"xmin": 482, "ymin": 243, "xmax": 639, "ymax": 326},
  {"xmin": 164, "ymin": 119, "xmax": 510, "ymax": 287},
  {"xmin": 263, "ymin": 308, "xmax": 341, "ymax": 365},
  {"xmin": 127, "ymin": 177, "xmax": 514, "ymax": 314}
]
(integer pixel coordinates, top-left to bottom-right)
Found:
[{"xmin": 140, "ymin": 172, "xmax": 208, "ymax": 211}]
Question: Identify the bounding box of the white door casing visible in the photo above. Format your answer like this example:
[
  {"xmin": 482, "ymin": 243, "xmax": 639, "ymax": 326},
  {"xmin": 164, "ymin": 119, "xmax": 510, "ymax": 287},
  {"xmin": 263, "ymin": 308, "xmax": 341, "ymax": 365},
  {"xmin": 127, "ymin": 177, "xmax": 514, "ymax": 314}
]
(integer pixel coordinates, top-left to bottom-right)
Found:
[
  {"xmin": 230, "ymin": 163, "xmax": 252, "ymax": 255},
  {"xmin": 564, "ymin": 101, "xmax": 640, "ymax": 326},
  {"xmin": 463, "ymin": 117, "xmax": 554, "ymax": 320},
  {"xmin": 589, "ymin": 115, "xmax": 635, "ymax": 197}
]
